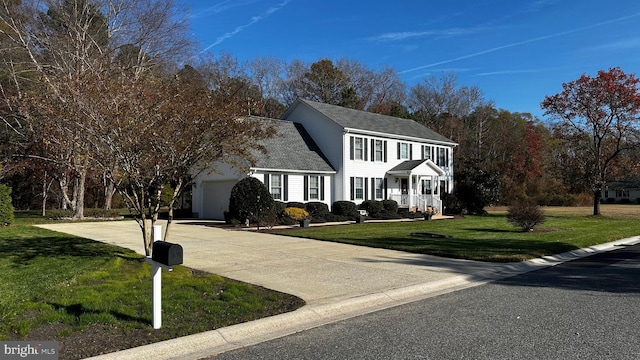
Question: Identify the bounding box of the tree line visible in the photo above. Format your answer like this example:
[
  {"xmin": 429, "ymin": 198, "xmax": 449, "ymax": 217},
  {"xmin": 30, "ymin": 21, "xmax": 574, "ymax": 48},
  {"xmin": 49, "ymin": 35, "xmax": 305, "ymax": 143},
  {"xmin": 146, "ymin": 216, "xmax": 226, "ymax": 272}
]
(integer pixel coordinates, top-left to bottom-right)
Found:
[{"xmin": 2, "ymin": 0, "xmax": 640, "ymax": 237}]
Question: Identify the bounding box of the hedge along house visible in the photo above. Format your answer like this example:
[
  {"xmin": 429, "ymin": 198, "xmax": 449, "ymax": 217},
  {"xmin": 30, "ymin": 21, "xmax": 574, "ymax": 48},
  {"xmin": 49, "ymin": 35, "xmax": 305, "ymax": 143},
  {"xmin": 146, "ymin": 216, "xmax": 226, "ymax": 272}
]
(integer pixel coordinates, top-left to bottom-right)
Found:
[{"xmin": 191, "ymin": 99, "xmax": 456, "ymax": 219}]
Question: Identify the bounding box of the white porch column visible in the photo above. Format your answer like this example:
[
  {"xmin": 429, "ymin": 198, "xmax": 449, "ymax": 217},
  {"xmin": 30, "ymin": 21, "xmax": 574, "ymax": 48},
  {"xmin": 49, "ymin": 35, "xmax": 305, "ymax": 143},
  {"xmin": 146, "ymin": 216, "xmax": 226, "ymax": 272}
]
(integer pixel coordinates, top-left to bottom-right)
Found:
[{"xmin": 408, "ymin": 173, "xmax": 414, "ymax": 211}]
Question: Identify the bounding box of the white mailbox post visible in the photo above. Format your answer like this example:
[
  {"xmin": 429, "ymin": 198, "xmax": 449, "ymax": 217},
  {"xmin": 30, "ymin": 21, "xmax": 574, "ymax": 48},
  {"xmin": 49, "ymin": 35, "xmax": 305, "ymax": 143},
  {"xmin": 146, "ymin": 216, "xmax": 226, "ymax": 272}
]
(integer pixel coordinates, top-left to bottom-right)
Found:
[
  {"xmin": 146, "ymin": 225, "xmax": 168, "ymax": 329},
  {"xmin": 145, "ymin": 224, "xmax": 184, "ymax": 329}
]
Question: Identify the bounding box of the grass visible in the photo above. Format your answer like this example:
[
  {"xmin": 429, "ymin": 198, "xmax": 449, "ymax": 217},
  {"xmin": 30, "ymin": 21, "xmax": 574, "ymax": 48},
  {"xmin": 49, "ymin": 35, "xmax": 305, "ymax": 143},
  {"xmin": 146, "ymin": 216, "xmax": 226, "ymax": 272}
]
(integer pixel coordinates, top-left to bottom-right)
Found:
[
  {"xmin": 275, "ymin": 205, "xmax": 640, "ymax": 262},
  {"xmin": 0, "ymin": 213, "xmax": 303, "ymax": 353}
]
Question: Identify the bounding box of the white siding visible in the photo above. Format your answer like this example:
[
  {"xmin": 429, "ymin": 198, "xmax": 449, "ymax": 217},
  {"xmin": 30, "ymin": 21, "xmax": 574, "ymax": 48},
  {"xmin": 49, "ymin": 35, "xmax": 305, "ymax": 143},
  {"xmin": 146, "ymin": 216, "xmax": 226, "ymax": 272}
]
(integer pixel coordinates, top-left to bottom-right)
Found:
[
  {"xmin": 342, "ymin": 134, "xmax": 455, "ymax": 205},
  {"xmin": 252, "ymin": 171, "xmax": 332, "ymax": 208}
]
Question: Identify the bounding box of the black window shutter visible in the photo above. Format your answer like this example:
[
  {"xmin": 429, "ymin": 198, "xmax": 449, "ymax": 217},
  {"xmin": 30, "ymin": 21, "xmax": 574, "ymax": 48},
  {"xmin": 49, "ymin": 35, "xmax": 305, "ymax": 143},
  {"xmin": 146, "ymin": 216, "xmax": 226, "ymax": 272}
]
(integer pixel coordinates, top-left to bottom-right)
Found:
[
  {"xmin": 350, "ymin": 137, "xmax": 354, "ymax": 160},
  {"xmin": 364, "ymin": 178, "xmax": 369, "ymax": 200},
  {"xmin": 421, "ymin": 145, "xmax": 425, "ymax": 160},
  {"xmin": 304, "ymin": 176, "xmax": 309, "ymax": 201},
  {"xmin": 397, "ymin": 143, "xmax": 400, "ymax": 159},
  {"xmin": 320, "ymin": 176, "xmax": 325, "ymax": 201},
  {"xmin": 350, "ymin": 177, "xmax": 355, "ymax": 201},
  {"xmin": 409, "ymin": 144, "xmax": 413, "ymax": 160},
  {"xmin": 384, "ymin": 141, "xmax": 387, "ymax": 162},
  {"xmin": 283, "ymin": 175, "xmax": 289, "ymax": 201},
  {"xmin": 371, "ymin": 178, "xmax": 375, "ymax": 199},
  {"xmin": 264, "ymin": 174, "xmax": 269, "ymax": 189},
  {"xmin": 383, "ymin": 178, "xmax": 388, "ymax": 200},
  {"xmin": 364, "ymin": 139, "xmax": 368, "ymax": 161},
  {"xmin": 371, "ymin": 139, "xmax": 375, "ymax": 161}
]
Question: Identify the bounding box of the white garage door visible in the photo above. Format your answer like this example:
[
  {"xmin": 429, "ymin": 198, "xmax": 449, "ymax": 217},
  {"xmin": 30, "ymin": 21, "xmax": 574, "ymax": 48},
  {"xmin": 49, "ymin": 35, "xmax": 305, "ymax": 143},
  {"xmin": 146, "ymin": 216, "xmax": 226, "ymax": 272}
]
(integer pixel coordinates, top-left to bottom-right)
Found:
[{"xmin": 202, "ymin": 180, "xmax": 237, "ymax": 220}]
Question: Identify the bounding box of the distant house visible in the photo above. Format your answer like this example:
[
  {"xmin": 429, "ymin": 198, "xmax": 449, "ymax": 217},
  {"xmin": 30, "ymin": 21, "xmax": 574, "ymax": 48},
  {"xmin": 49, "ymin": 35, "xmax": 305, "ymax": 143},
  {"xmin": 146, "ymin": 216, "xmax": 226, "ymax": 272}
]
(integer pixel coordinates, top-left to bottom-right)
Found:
[
  {"xmin": 192, "ymin": 99, "xmax": 457, "ymax": 219},
  {"xmin": 601, "ymin": 182, "xmax": 640, "ymax": 203}
]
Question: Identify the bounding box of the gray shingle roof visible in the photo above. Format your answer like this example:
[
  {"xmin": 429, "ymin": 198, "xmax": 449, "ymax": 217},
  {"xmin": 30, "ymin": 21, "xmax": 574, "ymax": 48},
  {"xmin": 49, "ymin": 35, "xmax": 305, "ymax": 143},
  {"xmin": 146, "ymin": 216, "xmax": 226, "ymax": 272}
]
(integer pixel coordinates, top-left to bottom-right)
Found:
[
  {"xmin": 294, "ymin": 98, "xmax": 456, "ymax": 145},
  {"xmin": 250, "ymin": 117, "xmax": 335, "ymax": 173},
  {"xmin": 388, "ymin": 160, "xmax": 427, "ymax": 172}
]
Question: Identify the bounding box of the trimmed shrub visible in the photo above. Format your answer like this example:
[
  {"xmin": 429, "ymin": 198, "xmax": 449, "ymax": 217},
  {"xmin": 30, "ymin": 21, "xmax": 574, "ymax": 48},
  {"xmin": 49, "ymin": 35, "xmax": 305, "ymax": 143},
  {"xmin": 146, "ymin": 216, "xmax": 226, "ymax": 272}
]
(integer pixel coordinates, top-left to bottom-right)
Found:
[
  {"xmin": 272, "ymin": 201, "xmax": 287, "ymax": 216},
  {"xmin": 381, "ymin": 199, "xmax": 398, "ymax": 215},
  {"xmin": 305, "ymin": 202, "xmax": 330, "ymax": 221},
  {"xmin": 506, "ymin": 202, "xmax": 546, "ymax": 232},
  {"xmin": 227, "ymin": 177, "xmax": 275, "ymax": 225},
  {"xmin": 332, "ymin": 201, "xmax": 359, "ymax": 220},
  {"xmin": 283, "ymin": 207, "xmax": 309, "ymax": 221},
  {"xmin": 359, "ymin": 200, "xmax": 383, "ymax": 218},
  {"xmin": 0, "ymin": 184, "xmax": 15, "ymax": 226}
]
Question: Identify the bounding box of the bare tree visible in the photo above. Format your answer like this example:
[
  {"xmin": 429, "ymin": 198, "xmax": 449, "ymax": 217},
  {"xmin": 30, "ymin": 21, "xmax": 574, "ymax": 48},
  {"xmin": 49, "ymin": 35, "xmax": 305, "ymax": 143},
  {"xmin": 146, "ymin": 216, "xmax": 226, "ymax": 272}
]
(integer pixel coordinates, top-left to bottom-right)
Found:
[
  {"xmin": 0, "ymin": 0, "xmax": 194, "ymax": 219},
  {"xmin": 407, "ymin": 72, "xmax": 485, "ymax": 124},
  {"xmin": 0, "ymin": 0, "xmax": 275, "ymax": 256}
]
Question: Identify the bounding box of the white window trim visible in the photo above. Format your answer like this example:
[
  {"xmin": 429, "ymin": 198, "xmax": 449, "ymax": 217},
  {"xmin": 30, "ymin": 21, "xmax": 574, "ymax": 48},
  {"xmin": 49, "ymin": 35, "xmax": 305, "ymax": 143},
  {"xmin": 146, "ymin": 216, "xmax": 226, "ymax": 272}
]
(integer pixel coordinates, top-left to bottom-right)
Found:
[
  {"xmin": 355, "ymin": 177, "xmax": 364, "ymax": 200},
  {"xmin": 375, "ymin": 178, "xmax": 384, "ymax": 199},
  {"xmin": 270, "ymin": 174, "xmax": 282, "ymax": 200},
  {"xmin": 354, "ymin": 137, "xmax": 364, "ymax": 160},
  {"xmin": 400, "ymin": 143, "xmax": 409, "ymax": 160},
  {"xmin": 375, "ymin": 140, "xmax": 383, "ymax": 162},
  {"xmin": 308, "ymin": 175, "xmax": 320, "ymax": 200}
]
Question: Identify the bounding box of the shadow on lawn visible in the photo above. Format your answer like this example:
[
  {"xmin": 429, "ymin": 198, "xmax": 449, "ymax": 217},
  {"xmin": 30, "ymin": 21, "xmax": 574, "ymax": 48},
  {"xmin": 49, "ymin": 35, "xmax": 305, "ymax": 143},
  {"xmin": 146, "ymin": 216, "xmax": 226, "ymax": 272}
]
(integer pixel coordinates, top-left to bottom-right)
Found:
[
  {"xmin": 0, "ymin": 235, "xmax": 133, "ymax": 265},
  {"xmin": 346, "ymin": 235, "xmax": 580, "ymax": 263},
  {"xmin": 48, "ymin": 302, "xmax": 150, "ymax": 325}
]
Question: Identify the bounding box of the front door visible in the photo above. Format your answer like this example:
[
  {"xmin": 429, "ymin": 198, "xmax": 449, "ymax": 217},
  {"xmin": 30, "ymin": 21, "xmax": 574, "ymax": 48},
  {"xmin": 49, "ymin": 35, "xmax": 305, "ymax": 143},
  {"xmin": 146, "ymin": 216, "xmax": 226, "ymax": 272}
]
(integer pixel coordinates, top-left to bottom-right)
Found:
[{"xmin": 400, "ymin": 178, "xmax": 409, "ymax": 206}]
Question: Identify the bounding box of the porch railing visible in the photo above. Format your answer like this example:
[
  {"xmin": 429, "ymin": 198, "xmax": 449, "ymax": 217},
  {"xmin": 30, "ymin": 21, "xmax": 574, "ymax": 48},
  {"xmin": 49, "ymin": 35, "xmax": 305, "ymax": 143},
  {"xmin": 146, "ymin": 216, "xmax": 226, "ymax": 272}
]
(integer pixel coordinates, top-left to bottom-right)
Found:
[{"xmin": 389, "ymin": 194, "xmax": 441, "ymax": 213}]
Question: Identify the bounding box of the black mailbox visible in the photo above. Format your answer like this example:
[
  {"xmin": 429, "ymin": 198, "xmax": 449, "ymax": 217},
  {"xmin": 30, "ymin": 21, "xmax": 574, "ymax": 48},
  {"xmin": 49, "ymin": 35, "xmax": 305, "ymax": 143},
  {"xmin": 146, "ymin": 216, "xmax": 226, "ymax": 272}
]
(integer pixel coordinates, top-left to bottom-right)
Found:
[{"xmin": 152, "ymin": 241, "xmax": 183, "ymax": 266}]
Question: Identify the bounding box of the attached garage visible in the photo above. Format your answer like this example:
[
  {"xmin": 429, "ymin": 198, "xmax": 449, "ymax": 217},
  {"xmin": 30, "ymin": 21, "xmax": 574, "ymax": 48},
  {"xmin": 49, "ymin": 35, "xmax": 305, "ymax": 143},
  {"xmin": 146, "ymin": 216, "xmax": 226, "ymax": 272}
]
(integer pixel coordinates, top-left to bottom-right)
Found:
[{"xmin": 201, "ymin": 180, "xmax": 237, "ymax": 220}]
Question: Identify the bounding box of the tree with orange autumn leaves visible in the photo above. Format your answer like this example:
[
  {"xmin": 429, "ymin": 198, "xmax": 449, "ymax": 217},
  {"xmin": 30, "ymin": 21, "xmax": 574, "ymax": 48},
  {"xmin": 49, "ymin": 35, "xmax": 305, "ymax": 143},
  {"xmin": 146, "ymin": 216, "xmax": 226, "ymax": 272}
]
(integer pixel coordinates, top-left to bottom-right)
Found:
[{"xmin": 542, "ymin": 67, "xmax": 640, "ymax": 216}]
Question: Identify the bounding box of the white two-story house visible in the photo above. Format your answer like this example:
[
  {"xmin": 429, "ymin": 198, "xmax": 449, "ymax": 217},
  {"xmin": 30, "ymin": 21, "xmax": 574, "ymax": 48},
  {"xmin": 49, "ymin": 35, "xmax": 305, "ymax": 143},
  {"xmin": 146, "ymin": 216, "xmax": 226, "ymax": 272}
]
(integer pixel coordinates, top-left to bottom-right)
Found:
[{"xmin": 192, "ymin": 98, "xmax": 457, "ymax": 219}]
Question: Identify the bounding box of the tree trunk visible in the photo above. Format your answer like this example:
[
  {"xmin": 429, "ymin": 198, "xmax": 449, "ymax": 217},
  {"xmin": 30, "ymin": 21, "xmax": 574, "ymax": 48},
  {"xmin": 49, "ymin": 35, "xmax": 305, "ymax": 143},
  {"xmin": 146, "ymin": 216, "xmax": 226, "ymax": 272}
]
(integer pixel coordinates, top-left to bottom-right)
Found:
[
  {"xmin": 163, "ymin": 179, "xmax": 183, "ymax": 242},
  {"xmin": 104, "ymin": 165, "xmax": 118, "ymax": 210},
  {"xmin": 104, "ymin": 177, "xmax": 115, "ymax": 210},
  {"xmin": 73, "ymin": 168, "xmax": 86, "ymax": 219},
  {"xmin": 42, "ymin": 172, "xmax": 48, "ymax": 217},
  {"xmin": 593, "ymin": 189, "xmax": 601, "ymax": 216},
  {"xmin": 59, "ymin": 174, "xmax": 70, "ymax": 210},
  {"xmin": 142, "ymin": 218, "xmax": 152, "ymax": 256}
]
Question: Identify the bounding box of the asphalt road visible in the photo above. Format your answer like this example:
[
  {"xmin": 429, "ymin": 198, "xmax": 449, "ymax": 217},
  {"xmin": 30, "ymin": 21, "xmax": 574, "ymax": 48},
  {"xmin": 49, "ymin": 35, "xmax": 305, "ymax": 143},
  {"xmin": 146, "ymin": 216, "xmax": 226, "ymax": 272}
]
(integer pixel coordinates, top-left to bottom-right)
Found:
[{"xmin": 210, "ymin": 243, "xmax": 640, "ymax": 360}]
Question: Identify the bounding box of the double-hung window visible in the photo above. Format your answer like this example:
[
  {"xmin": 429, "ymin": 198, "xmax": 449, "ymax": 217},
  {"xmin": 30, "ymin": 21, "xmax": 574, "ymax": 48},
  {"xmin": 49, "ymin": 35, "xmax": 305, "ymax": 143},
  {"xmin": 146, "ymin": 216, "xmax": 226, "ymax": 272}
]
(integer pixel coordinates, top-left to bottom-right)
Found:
[
  {"xmin": 423, "ymin": 145, "xmax": 432, "ymax": 160},
  {"xmin": 349, "ymin": 136, "xmax": 367, "ymax": 160},
  {"xmin": 354, "ymin": 177, "xmax": 364, "ymax": 200},
  {"xmin": 354, "ymin": 137, "xmax": 364, "ymax": 160},
  {"xmin": 437, "ymin": 148, "xmax": 448, "ymax": 167},
  {"xmin": 375, "ymin": 140, "xmax": 384, "ymax": 162},
  {"xmin": 399, "ymin": 142, "xmax": 409, "ymax": 159},
  {"xmin": 308, "ymin": 175, "xmax": 319, "ymax": 200},
  {"xmin": 375, "ymin": 178, "xmax": 384, "ymax": 199},
  {"xmin": 270, "ymin": 174, "xmax": 282, "ymax": 200}
]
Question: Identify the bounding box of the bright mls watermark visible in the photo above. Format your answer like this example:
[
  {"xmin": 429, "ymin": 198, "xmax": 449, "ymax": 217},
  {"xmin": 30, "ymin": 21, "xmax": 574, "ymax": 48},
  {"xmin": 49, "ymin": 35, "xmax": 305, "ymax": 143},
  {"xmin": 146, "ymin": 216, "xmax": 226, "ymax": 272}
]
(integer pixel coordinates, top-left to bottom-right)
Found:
[{"xmin": 1, "ymin": 341, "xmax": 58, "ymax": 359}]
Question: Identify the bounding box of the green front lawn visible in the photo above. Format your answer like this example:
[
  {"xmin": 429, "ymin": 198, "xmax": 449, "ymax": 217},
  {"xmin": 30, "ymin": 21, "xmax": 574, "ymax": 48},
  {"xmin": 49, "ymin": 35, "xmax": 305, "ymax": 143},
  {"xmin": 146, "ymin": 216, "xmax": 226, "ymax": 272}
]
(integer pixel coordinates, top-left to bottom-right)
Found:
[
  {"xmin": 0, "ymin": 214, "xmax": 303, "ymax": 358},
  {"xmin": 276, "ymin": 214, "xmax": 640, "ymax": 262}
]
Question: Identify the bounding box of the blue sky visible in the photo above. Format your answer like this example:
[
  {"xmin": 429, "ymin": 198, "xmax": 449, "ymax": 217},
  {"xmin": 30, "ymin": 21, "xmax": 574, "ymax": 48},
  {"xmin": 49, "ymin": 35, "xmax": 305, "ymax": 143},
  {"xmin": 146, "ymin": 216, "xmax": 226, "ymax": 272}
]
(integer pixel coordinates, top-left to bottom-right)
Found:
[{"xmin": 184, "ymin": 0, "xmax": 640, "ymax": 120}]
